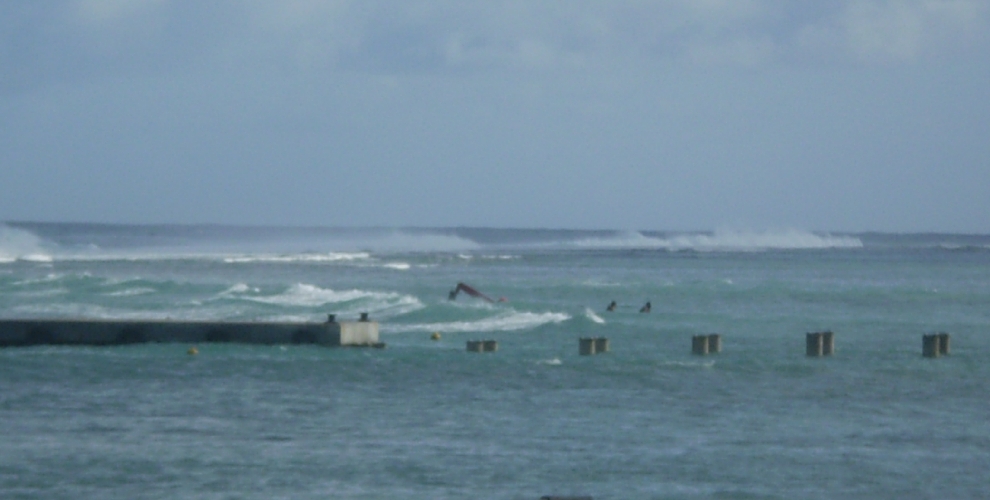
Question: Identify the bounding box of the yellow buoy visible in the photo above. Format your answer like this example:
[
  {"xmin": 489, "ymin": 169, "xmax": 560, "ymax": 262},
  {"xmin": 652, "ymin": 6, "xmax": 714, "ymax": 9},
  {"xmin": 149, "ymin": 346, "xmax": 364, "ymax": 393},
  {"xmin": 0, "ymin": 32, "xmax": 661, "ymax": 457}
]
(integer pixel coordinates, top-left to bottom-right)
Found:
[
  {"xmin": 430, "ymin": 332, "xmax": 441, "ymax": 341},
  {"xmin": 187, "ymin": 346, "xmax": 199, "ymax": 356}
]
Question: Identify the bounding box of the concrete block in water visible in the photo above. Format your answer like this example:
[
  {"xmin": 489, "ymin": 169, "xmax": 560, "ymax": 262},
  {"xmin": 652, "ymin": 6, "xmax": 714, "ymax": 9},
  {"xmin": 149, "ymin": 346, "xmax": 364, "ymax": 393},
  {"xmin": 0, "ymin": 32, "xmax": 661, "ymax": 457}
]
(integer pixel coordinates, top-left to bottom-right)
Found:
[
  {"xmin": 922, "ymin": 334, "xmax": 941, "ymax": 358},
  {"xmin": 806, "ymin": 332, "xmax": 823, "ymax": 357},
  {"xmin": 594, "ymin": 337, "xmax": 609, "ymax": 353},
  {"xmin": 692, "ymin": 335, "xmax": 709, "ymax": 355},
  {"xmin": 466, "ymin": 340, "xmax": 497, "ymax": 353},
  {"xmin": 938, "ymin": 332, "xmax": 950, "ymax": 355},
  {"xmin": 822, "ymin": 331, "xmax": 834, "ymax": 356},
  {"xmin": 321, "ymin": 320, "xmax": 380, "ymax": 346},
  {"xmin": 707, "ymin": 334, "xmax": 721, "ymax": 353},
  {"xmin": 579, "ymin": 337, "xmax": 596, "ymax": 356}
]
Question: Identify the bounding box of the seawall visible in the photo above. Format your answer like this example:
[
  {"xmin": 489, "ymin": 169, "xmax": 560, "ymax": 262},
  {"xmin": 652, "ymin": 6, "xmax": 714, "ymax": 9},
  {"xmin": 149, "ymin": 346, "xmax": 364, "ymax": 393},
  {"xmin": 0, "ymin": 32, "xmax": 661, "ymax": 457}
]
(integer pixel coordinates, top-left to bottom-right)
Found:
[{"xmin": 0, "ymin": 318, "xmax": 380, "ymax": 348}]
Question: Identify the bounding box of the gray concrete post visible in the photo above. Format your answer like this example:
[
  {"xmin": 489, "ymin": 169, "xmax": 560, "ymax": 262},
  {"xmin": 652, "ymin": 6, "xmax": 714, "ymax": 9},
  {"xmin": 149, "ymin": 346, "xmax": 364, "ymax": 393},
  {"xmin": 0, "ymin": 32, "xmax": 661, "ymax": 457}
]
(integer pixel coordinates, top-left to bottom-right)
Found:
[
  {"xmin": 579, "ymin": 337, "xmax": 596, "ymax": 356},
  {"xmin": 692, "ymin": 335, "xmax": 709, "ymax": 355},
  {"xmin": 482, "ymin": 340, "xmax": 498, "ymax": 352},
  {"xmin": 922, "ymin": 334, "xmax": 940, "ymax": 358},
  {"xmin": 806, "ymin": 332, "xmax": 823, "ymax": 357},
  {"xmin": 707, "ymin": 334, "xmax": 721, "ymax": 353},
  {"xmin": 937, "ymin": 332, "xmax": 950, "ymax": 355},
  {"xmin": 594, "ymin": 337, "xmax": 609, "ymax": 353},
  {"xmin": 822, "ymin": 331, "xmax": 835, "ymax": 356}
]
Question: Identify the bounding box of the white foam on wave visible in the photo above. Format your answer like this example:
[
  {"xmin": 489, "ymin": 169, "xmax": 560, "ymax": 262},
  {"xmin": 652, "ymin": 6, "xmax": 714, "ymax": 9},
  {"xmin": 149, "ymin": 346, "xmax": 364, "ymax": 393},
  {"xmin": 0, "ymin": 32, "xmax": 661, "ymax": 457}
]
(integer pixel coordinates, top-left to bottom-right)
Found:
[
  {"xmin": 382, "ymin": 262, "xmax": 411, "ymax": 270},
  {"xmin": 584, "ymin": 307, "xmax": 605, "ymax": 324},
  {"xmin": 389, "ymin": 310, "xmax": 570, "ymax": 333},
  {"xmin": 103, "ymin": 287, "xmax": 156, "ymax": 297},
  {"xmin": 242, "ymin": 284, "xmax": 378, "ymax": 307},
  {"xmin": 222, "ymin": 252, "xmax": 371, "ymax": 264},
  {"xmin": 220, "ymin": 283, "xmax": 260, "ymax": 295},
  {"xmin": 573, "ymin": 229, "xmax": 863, "ymax": 251},
  {"xmin": 0, "ymin": 225, "xmax": 53, "ymax": 264},
  {"xmin": 16, "ymin": 287, "xmax": 69, "ymax": 298},
  {"xmin": 538, "ymin": 358, "xmax": 562, "ymax": 365},
  {"xmin": 12, "ymin": 273, "xmax": 62, "ymax": 286},
  {"xmin": 227, "ymin": 283, "xmax": 424, "ymax": 318}
]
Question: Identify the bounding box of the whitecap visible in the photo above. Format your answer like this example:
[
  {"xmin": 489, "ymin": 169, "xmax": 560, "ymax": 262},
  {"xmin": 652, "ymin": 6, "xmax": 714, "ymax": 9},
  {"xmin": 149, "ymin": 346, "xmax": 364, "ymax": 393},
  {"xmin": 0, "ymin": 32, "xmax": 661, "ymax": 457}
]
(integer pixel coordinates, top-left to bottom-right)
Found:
[
  {"xmin": 219, "ymin": 283, "xmax": 257, "ymax": 296},
  {"xmin": 19, "ymin": 253, "xmax": 54, "ymax": 263},
  {"xmin": 538, "ymin": 358, "xmax": 562, "ymax": 366},
  {"xmin": 389, "ymin": 310, "xmax": 570, "ymax": 333},
  {"xmin": 0, "ymin": 224, "xmax": 52, "ymax": 263},
  {"xmin": 382, "ymin": 262, "xmax": 411, "ymax": 270},
  {"xmin": 584, "ymin": 307, "xmax": 605, "ymax": 324},
  {"xmin": 104, "ymin": 287, "xmax": 156, "ymax": 297},
  {"xmin": 573, "ymin": 229, "xmax": 862, "ymax": 252},
  {"xmin": 238, "ymin": 283, "xmax": 425, "ymax": 318},
  {"xmin": 222, "ymin": 252, "xmax": 371, "ymax": 264}
]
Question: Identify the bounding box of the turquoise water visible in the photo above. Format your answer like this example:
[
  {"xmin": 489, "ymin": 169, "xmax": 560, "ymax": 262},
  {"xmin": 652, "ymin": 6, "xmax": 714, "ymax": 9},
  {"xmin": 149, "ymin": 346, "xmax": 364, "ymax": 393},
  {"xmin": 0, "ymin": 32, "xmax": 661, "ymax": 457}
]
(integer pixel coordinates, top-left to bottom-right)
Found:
[{"xmin": 2, "ymin": 223, "xmax": 990, "ymax": 498}]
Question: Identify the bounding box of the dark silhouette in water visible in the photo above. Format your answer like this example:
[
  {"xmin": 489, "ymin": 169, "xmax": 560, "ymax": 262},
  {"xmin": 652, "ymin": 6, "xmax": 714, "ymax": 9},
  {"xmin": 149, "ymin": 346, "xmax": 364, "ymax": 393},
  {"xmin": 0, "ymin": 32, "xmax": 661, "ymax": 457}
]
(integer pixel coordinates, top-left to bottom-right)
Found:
[
  {"xmin": 606, "ymin": 301, "xmax": 617, "ymax": 312},
  {"xmin": 640, "ymin": 301, "xmax": 651, "ymax": 313},
  {"xmin": 448, "ymin": 282, "xmax": 507, "ymax": 303}
]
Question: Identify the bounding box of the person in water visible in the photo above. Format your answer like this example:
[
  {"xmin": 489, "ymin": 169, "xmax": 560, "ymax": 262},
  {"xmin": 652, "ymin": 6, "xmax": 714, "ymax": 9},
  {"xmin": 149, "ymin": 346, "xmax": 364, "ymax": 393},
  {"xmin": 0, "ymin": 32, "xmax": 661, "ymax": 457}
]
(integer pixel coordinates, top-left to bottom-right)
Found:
[
  {"xmin": 640, "ymin": 301, "xmax": 651, "ymax": 313},
  {"xmin": 606, "ymin": 301, "xmax": 617, "ymax": 312}
]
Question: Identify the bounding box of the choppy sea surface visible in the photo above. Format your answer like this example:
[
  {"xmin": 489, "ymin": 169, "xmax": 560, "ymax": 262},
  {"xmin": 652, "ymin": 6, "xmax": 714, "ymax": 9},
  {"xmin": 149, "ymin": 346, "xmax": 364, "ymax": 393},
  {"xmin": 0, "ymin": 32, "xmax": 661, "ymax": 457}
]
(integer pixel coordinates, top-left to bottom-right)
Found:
[{"xmin": 2, "ymin": 222, "xmax": 990, "ymax": 499}]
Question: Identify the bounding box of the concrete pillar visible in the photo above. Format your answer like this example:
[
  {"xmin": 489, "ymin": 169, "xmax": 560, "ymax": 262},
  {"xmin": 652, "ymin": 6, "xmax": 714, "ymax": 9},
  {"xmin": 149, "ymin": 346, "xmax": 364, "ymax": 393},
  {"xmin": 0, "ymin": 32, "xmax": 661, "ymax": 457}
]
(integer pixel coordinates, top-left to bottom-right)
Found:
[
  {"xmin": 822, "ymin": 331, "xmax": 834, "ymax": 356},
  {"xmin": 594, "ymin": 337, "xmax": 609, "ymax": 353},
  {"xmin": 482, "ymin": 340, "xmax": 498, "ymax": 352},
  {"xmin": 579, "ymin": 337, "xmax": 596, "ymax": 356},
  {"xmin": 806, "ymin": 332, "xmax": 823, "ymax": 357},
  {"xmin": 692, "ymin": 335, "xmax": 709, "ymax": 355},
  {"xmin": 466, "ymin": 340, "xmax": 483, "ymax": 352},
  {"xmin": 922, "ymin": 334, "xmax": 940, "ymax": 358},
  {"xmin": 707, "ymin": 334, "xmax": 721, "ymax": 353},
  {"xmin": 937, "ymin": 332, "xmax": 950, "ymax": 355}
]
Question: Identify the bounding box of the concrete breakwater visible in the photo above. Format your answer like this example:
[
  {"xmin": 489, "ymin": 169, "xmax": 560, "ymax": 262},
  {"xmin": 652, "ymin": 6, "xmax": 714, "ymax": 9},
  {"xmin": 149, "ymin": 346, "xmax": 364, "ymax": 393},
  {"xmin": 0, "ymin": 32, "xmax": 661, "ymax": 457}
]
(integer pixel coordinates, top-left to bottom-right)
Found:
[{"xmin": 0, "ymin": 316, "xmax": 381, "ymax": 348}]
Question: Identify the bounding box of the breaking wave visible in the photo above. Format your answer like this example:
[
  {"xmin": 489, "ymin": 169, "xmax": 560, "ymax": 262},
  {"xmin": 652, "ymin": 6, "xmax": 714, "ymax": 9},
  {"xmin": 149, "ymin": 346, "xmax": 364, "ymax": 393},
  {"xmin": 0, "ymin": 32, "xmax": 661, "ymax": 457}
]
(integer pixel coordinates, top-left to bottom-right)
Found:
[
  {"xmin": 103, "ymin": 287, "xmax": 156, "ymax": 297},
  {"xmin": 584, "ymin": 307, "xmax": 605, "ymax": 324},
  {"xmin": 573, "ymin": 229, "xmax": 863, "ymax": 251},
  {"xmin": 0, "ymin": 224, "xmax": 53, "ymax": 263},
  {"xmin": 222, "ymin": 252, "xmax": 371, "ymax": 264},
  {"xmin": 220, "ymin": 283, "xmax": 424, "ymax": 319},
  {"xmin": 390, "ymin": 310, "xmax": 570, "ymax": 333}
]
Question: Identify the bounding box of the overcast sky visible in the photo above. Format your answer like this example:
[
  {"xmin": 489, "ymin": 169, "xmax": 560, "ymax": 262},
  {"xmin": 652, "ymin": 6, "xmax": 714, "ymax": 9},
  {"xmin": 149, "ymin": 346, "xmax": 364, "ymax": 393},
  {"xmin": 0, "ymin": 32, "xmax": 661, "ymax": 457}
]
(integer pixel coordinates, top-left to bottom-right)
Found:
[{"xmin": 2, "ymin": 1, "xmax": 988, "ymax": 232}]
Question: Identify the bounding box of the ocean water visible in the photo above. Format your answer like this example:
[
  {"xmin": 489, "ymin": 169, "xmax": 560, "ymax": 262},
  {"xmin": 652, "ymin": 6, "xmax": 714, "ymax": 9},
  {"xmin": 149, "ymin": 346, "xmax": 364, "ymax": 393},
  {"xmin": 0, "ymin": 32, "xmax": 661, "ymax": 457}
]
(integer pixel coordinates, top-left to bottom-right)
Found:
[{"xmin": 2, "ymin": 222, "xmax": 990, "ymax": 499}]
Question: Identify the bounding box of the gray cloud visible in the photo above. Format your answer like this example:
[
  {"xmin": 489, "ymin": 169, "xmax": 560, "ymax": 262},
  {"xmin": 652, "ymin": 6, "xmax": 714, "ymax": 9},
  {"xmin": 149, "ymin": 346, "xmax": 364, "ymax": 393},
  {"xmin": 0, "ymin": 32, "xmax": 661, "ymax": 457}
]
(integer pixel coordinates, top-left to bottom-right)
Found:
[
  {"xmin": 1, "ymin": 1, "xmax": 988, "ymax": 231},
  {"xmin": 5, "ymin": 1, "xmax": 987, "ymax": 90}
]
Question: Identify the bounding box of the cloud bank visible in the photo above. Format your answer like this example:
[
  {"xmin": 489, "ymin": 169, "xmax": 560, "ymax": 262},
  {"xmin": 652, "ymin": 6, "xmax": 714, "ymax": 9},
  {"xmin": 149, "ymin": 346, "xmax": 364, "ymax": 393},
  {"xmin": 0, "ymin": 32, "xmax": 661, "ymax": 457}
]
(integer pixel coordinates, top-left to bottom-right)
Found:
[{"xmin": 4, "ymin": 1, "xmax": 988, "ymax": 91}]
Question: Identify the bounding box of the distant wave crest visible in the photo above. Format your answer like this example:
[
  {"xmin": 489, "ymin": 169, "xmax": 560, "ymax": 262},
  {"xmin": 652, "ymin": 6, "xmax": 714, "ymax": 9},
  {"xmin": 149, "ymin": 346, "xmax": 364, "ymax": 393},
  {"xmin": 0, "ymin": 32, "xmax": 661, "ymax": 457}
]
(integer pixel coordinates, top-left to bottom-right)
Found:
[
  {"xmin": 222, "ymin": 252, "xmax": 371, "ymax": 264},
  {"xmin": 0, "ymin": 224, "xmax": 53, "ymax": 263},
  {"xmin": 573, "ymin": 229, "xmax": 863, "ymax": 251}
]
